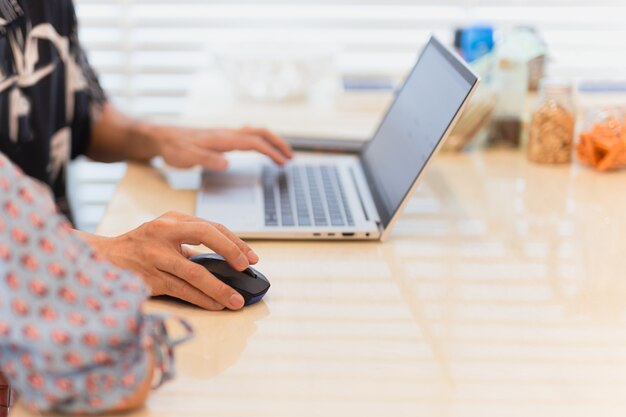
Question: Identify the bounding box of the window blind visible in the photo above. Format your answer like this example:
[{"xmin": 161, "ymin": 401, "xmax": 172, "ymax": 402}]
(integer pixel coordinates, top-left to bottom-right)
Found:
[{"xmin": 74, "ymin": 0, "xmax": 626, "ymax": 120}]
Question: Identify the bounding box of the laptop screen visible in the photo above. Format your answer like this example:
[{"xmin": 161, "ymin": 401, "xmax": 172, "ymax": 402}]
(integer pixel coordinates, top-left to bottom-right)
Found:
[{"xmin": 361, "ymin": 37, "xmax": 478, "ymax": 228}]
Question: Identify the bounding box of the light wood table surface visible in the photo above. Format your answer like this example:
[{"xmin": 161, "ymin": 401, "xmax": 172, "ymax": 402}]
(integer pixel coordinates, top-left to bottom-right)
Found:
[
  {"xmin": 12, "ymin": 78, "xmax": 626, "ymax": 416},
  {"xmin": 15, "ymin": 148, "xmax": 626, "ymax": 417}
]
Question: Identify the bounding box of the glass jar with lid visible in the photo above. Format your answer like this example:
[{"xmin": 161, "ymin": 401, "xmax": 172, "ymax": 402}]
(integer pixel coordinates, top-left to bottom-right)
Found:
[{"xmin": 527, "ymin": 79, "xmax": 576, "ymax": 164}]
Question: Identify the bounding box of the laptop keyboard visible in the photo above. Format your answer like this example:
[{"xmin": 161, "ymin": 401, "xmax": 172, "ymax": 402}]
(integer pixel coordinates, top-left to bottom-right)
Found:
[{"xmin": 262, "ymin": 165, "xmax": 354, "ymax": 227}]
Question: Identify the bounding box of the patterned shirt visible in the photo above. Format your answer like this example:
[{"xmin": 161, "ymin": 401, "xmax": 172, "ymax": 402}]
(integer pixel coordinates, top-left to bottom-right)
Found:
[
  {"xmin": 0, "ymin": 152, "xmax": 192, "ymax": 413},
  {"xmin": 0, "ymin": 0, "xmax": 107, "ymax": 220}
]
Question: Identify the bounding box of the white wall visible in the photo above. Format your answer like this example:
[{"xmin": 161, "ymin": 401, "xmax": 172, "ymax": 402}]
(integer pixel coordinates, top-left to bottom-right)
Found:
[{"xmin": 74, "ymin": 0, "xmax": 626, "ymax": 121}]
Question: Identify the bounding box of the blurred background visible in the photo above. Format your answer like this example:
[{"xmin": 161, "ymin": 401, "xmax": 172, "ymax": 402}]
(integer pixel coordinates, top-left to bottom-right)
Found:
[{"xmin": 68, "ymin": 0, "xmax": 626, "ymax": 232}]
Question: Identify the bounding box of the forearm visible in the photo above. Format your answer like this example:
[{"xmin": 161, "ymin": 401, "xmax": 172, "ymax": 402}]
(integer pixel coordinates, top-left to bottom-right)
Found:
[
  {"xmin": 87, "ymin": 104, "xmax": 293, "ymax": 170},
  {"xmin": 87, "ymin": 102, "xmax": 161, "ymax": 163}
]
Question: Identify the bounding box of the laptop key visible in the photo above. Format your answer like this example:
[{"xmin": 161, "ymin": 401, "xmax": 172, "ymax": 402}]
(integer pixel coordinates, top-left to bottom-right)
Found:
[
  {"xmin": 306, "ymin": 167, "xmax": 328, "ymax": 226},
  {"xmin": 320, "ymin": 166, "xmax": 345, "ymax": 226},
  {"xmin": 262, "ymin": 167, "xmax": 279, "ymax": 226},
  {"xmin": 278, "ymin": 171, "xmax": 295, "ymax": 226},
  {"xmin": 291, "ymin": 167, "xmax": 312, "ymax": 226},
  {"xmin": 331, "ymin": 166, "xmax": 355, "ymax": 226}
]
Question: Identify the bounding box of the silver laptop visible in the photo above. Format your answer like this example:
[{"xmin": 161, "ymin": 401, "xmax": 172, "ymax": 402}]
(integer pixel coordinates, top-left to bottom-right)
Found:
[{"xmin": 196, "ymin": 37, "xmax": 479, "ymax": 241}]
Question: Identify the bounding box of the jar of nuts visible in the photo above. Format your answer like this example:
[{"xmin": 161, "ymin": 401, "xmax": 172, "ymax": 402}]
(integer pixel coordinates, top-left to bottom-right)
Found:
[{"xmin": 527, "ymin": 79, "xmax": 576, "ymax": 164}]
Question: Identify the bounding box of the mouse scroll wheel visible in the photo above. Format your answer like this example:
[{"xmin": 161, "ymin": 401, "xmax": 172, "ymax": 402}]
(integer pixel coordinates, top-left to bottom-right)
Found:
[{"xmin": 243, "ymin": 268, "xmax": 257, "ymax": 278}]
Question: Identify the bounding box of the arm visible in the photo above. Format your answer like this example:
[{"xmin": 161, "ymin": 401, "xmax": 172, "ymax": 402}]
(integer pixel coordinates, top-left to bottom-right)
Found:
[
  {"xmin": 86, "ymin": 103, "xmax": 293, "ymax": 170},
  {"xmin": 68, "ymin": 0, "xmax": 291, "ymax": 170},
  {"xmin": 0, "ymin": 153, "xmax": 188, "ymax": 414},
  {"xmin": 85, "ymin": 103, "xmax": 159, "ymax": 163}
]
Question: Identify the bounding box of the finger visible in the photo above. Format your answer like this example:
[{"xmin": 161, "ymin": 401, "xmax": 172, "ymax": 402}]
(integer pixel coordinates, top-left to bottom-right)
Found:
[
  {"xmin": 160, "ymin": 211, "xmax": 188, "ymax": 221},
  {"xmin": 160, "ymin": 212, "xmax": 257, "ymax": 265},
  {"xmin": 201, "ymin": 132, "xmax": 288, "ymax": 165},
  {"xmin": 183, "ymin": 146, "xmax": 229, "ymax": 171},
  {"xmin": 180, "ymin": 245, "xmax": 203, "ymax": 258},
  {"xmin": 211, "ymin": 222, "xmax": 259, "ymax": 264},
  {"xmin": 159, "ymin": 270, "xmax": 227, "ymax": 310},
  {"xmin": 226, "ymin": 134, "xmax": 288, "ymax": 165},
  {"xmin": 157, "ymin": 258, "xmax": 244, "ymax": 310},
  {"xmin": 240, "ymin": 127, "xmax": 293, "ymax": 158},
  {"xmin": 161, "ymin": 221, "xmax": 249, "ymax": 270}
]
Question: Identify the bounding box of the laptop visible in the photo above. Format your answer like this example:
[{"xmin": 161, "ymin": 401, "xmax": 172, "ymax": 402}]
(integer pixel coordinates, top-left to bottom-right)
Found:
[{"xmin": 196, "ymin": 36, "xmax": 479, "ymax": 241}]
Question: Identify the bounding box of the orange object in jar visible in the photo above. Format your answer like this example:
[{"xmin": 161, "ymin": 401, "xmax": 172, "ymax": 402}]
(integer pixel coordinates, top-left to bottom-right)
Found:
[{"xmin": 576, "ymin": 112, "xmax": 626, "ymax": 172}]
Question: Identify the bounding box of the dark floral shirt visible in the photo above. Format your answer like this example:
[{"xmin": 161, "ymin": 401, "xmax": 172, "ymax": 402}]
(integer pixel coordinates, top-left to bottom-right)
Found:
[{"xmin": 0, "ymin": 0, "xmax": 107, "ymax": 220}]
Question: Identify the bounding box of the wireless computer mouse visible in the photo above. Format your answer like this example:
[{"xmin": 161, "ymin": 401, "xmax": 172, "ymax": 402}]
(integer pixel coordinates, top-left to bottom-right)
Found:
[{"xmin": 190, "ymin": 253, "xmax": 270, "ymax": 306}]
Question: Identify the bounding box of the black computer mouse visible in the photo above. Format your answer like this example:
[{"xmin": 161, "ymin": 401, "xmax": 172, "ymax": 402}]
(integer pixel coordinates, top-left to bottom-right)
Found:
[{"xmin": 190, "ymin": 253, "xmax": 270, "ymax": 306}]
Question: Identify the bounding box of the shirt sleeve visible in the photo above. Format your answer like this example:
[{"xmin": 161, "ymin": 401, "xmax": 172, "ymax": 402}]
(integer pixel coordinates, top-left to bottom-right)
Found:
[
  {"xmin": 72, "ymin": 33, "xmax": 108, "ymax": 118},
  {"xmin": 67, "ymin": 1, "xmax": 108, "ymax": 159},
  {"xmin": 0, "ymin": 152, "xmax": 192, "ymax": 414}
]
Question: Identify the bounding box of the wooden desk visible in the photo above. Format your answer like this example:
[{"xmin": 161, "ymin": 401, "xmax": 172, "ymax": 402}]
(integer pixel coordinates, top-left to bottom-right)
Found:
[{"xmin": 15, "ymin": 150, "xmax": 626, "ymax": 417}]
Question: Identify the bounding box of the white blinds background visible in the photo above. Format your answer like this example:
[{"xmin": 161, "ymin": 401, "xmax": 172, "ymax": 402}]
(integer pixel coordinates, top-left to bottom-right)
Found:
[{"xmin": 74, "ymin": 0, "xmax": 626, "ymax": 121}]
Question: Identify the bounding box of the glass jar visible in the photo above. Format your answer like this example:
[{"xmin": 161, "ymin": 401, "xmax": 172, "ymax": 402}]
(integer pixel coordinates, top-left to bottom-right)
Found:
[
  {"xmin": 527, "ymin": 79, "xmax": 576, "ymax": 164},
  {"xmin": 487, "ymin": 57, "xmax": 528, "ymax": 148}
]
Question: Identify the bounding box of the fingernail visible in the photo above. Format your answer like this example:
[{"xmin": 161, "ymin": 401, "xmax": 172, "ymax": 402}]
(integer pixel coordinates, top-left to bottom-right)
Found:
[
  {"xmin": 247, "ymin": 250, "xmax": 259, "ymax": 263},
  {"xmin": 236, "ymin": 253, "xmax": 249, "ymax": 269},
  {"xmin": 230, "ymin": 293, "xmax": 245, "ymax": 309}
]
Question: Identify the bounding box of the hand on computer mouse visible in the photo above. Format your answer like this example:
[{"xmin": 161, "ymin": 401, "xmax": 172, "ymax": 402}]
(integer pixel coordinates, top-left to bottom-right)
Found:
[{"xmin": 78, "ymin": 211, "xmax": 259, "ymax": 311}]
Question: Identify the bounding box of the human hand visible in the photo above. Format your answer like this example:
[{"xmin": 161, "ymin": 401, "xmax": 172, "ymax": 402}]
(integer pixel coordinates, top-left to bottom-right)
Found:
[
  {"xmin": 80, "ymin": 211, "xmax": 258, "ymax": 311},
  {"xmin": 152, "ymin": 126, "xmax": 293, "ymax": 171}
]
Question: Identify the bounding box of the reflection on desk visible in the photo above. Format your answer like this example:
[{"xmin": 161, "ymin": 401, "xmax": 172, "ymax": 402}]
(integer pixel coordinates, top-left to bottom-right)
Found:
[
  {"xmin": 13, "ymin": 150, "xmax": 626, "ymax": 417},
  {"xmin": 149, "ymin": 297, "xmax": 270, "ymax": 378}
]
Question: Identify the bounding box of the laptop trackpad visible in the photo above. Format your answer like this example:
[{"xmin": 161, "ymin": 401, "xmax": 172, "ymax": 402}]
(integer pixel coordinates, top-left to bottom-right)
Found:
[{"xmin": 202, "ymin": 172, "xmax": 257, "ymax": 205}]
